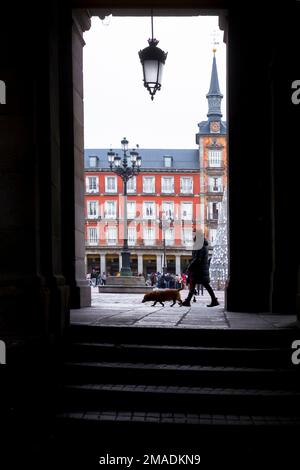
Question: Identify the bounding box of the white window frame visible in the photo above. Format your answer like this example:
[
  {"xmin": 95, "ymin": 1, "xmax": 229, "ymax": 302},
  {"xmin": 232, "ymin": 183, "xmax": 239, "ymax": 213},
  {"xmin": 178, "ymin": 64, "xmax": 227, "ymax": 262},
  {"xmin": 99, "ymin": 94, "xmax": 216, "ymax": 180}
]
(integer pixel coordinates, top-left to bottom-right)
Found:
[
  {"xmin": 86, "ymin": 176, "xmax": 99, "ymax": 193},
  {"xmin": 143, "ymin": 176, "xmax": 155, "ymax": 193},
  {"xmin": 127, "ymin": 201, "xmax": 136, "ymax": 219},
  {"xmin": 127, "ymin": 176, "xmax": 136, "ymax": 193},
  {"xmin": 104, "ymin": 200, "xmax": 117, "ymax": 219},
  {"xmin": 182, "ymin": 228, "xmax": 193, "ymax": 246},
  {"xmin": 143, "ymin": 227, "xmax": 155, "ymax": 245},
  {"xmin": 106, "ymin": 226, "xmax": 117, "ymax": 245},
  {"xmin": 87, "ymin": 200, "xmax": 98, "ymax": 219},
  {"xmin": 87, "ymin": 227, "xmax": 99, "ymax": 245},
  {"xmin": 180, "ymin": 177, "xmax": 193, "ymax": 194},
  {"xmin": 209, "ymin": 177, "xmax": 222, "ymax": 192},
  {"xmin": 165, "ymin": 227, "xmax": 174, "ymax": 246},
  {"xmin": 162, "ymin": 201, "xmax": 174, "ymax": 219},
  {"xmin": 181, "ymin": 202, "xmax": 193, "ymax": 220},
  {"xmin": 143, "ymin": 201, "xmax": 155, "ymax": 219},
  {"xmin": 207, "ymin": 201, "xmax": 220, "ymax": 220},
  {"xmin": 105, "ymin": 176, "xmax": 117, "ymax": 193},
  {"xmin": 208, "ymin": 149, "xmax": 222, "ymax": 167},
  {"xmin": 161, "ymin": 176, "xmax": 174, "ymax": 194},
  {"xmin": 128, "ymin": 226, "xmax": 136, "ymax": 246}
]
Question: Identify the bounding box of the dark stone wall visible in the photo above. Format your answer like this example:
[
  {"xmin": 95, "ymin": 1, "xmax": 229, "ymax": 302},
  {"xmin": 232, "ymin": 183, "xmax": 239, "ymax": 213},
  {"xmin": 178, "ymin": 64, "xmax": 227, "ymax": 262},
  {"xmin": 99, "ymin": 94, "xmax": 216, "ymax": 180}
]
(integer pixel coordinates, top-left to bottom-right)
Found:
[
  {"xmin": 225, "ymin": 3, "xmax": 300, "ymax": 315},
  {"xmin": 269, "ymin": 4, "xmax": 300, "ymax": 315},
  {"xmin": 225, "ymin": 7, "xmax": 274, "ymax": 312},
  {"xmin": 0, "ymin": 3, "xmax": 90, "ymax": 339}
]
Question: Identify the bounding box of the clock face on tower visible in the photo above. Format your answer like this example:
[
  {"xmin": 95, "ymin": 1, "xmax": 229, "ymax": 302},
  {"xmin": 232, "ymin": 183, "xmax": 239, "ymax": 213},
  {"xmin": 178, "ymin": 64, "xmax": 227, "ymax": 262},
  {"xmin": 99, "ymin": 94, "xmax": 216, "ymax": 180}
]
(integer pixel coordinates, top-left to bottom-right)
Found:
[{"xmin": 210, "ymin": 121, "xmax": 220, "ymax": 133}]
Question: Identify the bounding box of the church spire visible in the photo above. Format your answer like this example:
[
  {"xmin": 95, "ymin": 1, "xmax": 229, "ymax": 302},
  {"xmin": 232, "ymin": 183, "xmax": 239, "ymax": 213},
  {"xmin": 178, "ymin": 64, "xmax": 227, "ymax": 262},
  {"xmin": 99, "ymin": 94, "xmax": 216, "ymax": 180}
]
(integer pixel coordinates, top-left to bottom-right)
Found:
[{"xmin": 206, "ymin": 49, "xmax": 223, "ymax": 121}]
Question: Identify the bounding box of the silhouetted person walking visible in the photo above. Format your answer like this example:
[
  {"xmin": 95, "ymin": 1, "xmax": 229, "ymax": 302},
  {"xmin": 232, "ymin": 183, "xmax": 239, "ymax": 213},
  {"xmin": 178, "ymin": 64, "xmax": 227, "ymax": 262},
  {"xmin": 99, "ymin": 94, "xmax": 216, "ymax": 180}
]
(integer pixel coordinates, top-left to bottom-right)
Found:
[{"xmin": 182, "ymin": 238, "xmax": 219, "ymax": 307}]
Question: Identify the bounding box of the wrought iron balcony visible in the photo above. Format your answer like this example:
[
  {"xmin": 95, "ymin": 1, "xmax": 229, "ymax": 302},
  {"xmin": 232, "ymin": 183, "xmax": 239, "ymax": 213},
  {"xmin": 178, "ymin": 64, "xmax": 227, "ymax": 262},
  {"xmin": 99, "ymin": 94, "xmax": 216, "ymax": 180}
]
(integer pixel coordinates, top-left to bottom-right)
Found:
[
  {"xmin": 207, "ymin": 185, "xmax": 223, "ymax": 194},
  {"xmin": 86, "ymin": 238, "xmax": 99, "ymax": 246}
]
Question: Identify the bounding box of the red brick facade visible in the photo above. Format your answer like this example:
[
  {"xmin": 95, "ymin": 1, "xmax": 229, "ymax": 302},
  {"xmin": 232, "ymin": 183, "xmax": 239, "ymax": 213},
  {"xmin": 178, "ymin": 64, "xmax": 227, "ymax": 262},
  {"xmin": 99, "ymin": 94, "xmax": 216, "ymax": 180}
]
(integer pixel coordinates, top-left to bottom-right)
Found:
[{"xmin": 85, "ymin": 169, "xmax": 201, "ymax": 276}]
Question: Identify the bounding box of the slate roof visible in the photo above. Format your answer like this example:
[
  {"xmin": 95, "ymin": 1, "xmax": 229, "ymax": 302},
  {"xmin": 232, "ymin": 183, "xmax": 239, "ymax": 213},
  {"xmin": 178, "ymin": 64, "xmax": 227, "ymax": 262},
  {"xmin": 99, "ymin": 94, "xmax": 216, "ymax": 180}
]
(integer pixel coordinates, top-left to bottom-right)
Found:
[{"xmin": 84, "ymin": 148, "xmax": 200, "ymax": 170}]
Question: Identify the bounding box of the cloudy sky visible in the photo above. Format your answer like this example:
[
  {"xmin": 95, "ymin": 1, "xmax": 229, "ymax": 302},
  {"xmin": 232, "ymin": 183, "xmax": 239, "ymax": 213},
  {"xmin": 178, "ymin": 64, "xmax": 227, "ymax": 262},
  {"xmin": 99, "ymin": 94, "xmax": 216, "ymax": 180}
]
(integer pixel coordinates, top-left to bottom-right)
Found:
[{"xmin": 83, "ymin": 15, "xmax": 226, "ymax": 149}]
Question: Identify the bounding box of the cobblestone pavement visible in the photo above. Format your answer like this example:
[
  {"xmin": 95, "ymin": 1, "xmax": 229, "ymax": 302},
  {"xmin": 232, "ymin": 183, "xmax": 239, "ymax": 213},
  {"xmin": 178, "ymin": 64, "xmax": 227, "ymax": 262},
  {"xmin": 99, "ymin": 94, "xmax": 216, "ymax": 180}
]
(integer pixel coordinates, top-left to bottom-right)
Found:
[{"xmin": 70, "ymin": 288, "xmax": 297, "ymax": 329}]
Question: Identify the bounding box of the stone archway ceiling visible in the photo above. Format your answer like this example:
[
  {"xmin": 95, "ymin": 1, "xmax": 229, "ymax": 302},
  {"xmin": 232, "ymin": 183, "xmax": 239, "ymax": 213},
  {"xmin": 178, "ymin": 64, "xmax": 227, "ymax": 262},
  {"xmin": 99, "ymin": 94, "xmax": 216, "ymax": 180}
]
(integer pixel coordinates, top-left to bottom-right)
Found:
[
  {"xmin": 71, "ymin": 0, "xmax": 229, "ymax": 10},
  {"xmin": 77, "ymin": 6, "xmax": 228, "ymax": 43}
]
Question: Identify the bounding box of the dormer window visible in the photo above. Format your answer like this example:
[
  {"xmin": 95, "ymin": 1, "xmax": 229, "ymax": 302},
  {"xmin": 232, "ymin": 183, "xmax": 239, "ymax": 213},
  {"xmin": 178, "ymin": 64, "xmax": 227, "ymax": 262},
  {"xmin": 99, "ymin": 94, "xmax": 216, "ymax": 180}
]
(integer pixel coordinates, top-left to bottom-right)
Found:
[
  {"xmin": 89, "ymin": 156, "xmax": 98, "ymax": 168},
  {"xmin": 164, "ymin": 156, "xmax": 173, "ymax": 168}
]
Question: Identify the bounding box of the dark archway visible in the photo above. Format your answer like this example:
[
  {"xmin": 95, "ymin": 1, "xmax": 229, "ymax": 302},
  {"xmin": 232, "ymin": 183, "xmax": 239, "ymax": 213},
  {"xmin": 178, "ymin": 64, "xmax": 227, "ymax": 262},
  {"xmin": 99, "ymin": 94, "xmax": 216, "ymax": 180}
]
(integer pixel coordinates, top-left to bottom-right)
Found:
[{"xmin": 0, "ymin": 1, "xmax": 299, "ymax": 342}]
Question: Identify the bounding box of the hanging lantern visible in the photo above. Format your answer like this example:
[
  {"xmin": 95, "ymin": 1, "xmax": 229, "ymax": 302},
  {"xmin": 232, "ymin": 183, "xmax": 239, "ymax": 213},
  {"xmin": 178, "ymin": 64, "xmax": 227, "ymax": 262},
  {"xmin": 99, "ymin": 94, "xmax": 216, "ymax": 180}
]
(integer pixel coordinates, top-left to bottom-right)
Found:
[{"xmin": 138, "ymin": 12, "xmax": 168, "ymax": 101}]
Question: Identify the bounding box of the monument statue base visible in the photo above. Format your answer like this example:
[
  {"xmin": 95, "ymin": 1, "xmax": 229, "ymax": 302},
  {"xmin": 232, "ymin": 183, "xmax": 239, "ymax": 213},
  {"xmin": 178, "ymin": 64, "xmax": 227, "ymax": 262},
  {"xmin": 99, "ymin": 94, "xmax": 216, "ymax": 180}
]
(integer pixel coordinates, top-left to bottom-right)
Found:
[{"xmin": 98, "ymin": 276, "xmax": 152, "ymax": 294}]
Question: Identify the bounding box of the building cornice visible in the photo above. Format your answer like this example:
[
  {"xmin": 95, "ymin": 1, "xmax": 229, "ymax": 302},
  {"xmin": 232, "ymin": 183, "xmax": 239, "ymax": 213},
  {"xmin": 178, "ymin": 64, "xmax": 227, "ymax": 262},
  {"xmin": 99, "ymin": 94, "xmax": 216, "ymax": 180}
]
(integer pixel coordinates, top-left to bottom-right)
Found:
[{"xmin": 84, "ymin": 168, "xmax": 200, "ymax": 173}]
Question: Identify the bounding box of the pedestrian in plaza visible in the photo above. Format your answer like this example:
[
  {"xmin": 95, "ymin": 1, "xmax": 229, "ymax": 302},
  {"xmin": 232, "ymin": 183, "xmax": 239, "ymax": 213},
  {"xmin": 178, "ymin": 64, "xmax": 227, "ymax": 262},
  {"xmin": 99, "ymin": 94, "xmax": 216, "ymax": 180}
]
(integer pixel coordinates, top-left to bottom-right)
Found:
[
  {"xmin": 150, "ymin": 272, "xmax": 156, "ymax": 286},
  {"xmin": 175, "ymin": 274, "xmax": 182, "ymax": 289},
  {"xmin": 196, "ymin": 283, "xmax": 204, "ymax": 295},
  {"xmin": 101, "ymin": 272, "xmax": 107, "ymax": 285},
  {"xmin": 182, "ymin": 235, "xmax": 219, "ymax": 307},
  {"xmin": 165, "ymin": 273, "xmax": 171, "ymax": 288},
  {"xmin": 90, "ymin": 269, "xmax": 98, "ymax": 287},
  {"xmin": 96, "ymin": 272, "xmax": 101, "ymax": 286},
  {"xmin": 158, "ymin": 273, "xmax": 166, "ymax": 288}
]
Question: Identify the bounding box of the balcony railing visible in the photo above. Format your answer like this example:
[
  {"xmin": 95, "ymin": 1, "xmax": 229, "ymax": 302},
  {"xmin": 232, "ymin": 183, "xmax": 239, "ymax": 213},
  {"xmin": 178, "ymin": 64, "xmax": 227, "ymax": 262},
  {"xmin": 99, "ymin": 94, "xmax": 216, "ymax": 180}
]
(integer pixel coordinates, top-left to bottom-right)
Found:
[
  {"xmin": 106, "ymin": 239, "xmax": 117, "ymax": 245},
  {"xmin": 206, "ymin": 213, "xmax": 219, "ymax": 222},
  {"xmin": 161, "ymin": 189, "xmax": 175, "ymax": 194},
  {"xmin": 86, "ymin": 239, "xmax": 99, "ymax": 246},
  {"xmin": 142, "ymin": 188, "xmax": 155, "ymax": 194},
  {"xmin": 104, "ymin": 213, "xmax": 117, "ymax": 219},
  {"xmin": 182, "ymin": 240, "xmax": 194, "ymax": 247},
  {"xmin": 85, "ymin": 238, "xmax": 196, "ymax": 249},
  {"xmin": 207, "ymin": 185, "xmax": 223, "ymax": 193},
  {"xmin": 86, "ymin": 188, "xmax": 99, "ymax": 194},
  {"xmin": 143, "ymin": 240, "xmax": 156, "ymax": 246},
  {"xmin": 206, "ymin": 164, "xmax": 225, "ymax": 171},
  {"xmin": 105, "ymin": 188, "xmax": 117, "ymax": 193}
]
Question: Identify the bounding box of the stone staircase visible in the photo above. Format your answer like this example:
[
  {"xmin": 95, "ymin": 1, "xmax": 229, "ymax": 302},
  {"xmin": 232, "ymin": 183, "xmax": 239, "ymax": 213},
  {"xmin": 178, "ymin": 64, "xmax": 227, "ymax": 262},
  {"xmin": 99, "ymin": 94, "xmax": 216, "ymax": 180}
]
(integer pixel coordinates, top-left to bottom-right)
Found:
[{"xmin": 54, "ymin": 325, "xmax": 300, "ymax": 467}]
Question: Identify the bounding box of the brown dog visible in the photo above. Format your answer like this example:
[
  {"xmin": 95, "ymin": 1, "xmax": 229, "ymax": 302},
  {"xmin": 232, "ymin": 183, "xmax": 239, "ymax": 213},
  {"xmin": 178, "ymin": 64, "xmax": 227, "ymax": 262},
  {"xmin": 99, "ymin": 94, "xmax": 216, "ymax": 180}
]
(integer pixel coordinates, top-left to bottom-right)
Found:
[{"xmin": 142, "ymin": 289, "xmax": 183, "ymax": 307}]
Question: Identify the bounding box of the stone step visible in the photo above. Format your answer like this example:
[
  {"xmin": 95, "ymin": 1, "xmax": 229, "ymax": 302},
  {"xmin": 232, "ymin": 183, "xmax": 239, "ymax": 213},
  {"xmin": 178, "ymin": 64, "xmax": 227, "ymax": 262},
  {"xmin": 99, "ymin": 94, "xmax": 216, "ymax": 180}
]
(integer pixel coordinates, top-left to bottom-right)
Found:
[
  {"xmin": 56, "ymin": 410, "xmax": 300, "ymax": 427},
  {"xmin": 62, "ymin": 361, "xmax": 299, "ymax": 389},
  {"xmin": 58, "ymin": 383, "xmax": 300, "ymax": 415},
  {"xmin": 56, "ymin": 325, "xmax": 300, "ymax": 466},
  {"xmin": 53, "ymin": 411, "xmax": 300, "ymax": 468},
  {"xmin": 68, "ymin": 324, "xmax": 298, "ymax": 348},
  {"xmin": 65, "ymin": 341, "xmax": 293, "ymax": 367}
]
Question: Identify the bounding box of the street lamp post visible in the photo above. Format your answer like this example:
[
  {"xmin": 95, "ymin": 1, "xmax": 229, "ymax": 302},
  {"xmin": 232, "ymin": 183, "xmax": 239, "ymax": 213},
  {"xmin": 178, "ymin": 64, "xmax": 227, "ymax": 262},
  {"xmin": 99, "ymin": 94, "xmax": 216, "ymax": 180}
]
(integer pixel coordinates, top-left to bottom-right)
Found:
[
  {"xmin": 163, "ymin": 226, "xmax": 167, "ymax": 275},
  {"xmin": 159, "ymin": 215, "xmax": 174, "ymax": 276},
  {"xmin": 108, "ymin": 138, "xmax": 141, "ymax": 276}
]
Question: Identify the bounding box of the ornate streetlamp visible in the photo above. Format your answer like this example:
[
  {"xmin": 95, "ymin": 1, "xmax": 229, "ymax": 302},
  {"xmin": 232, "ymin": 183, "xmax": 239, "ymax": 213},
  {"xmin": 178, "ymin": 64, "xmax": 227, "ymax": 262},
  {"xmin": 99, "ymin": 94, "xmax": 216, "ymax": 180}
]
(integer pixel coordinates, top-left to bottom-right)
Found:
[
  {"xmin": 108, "ymin": 138, "xmax": 141, "ymax": 276},
  {"xmin": 159, "ymin": 214, "xmax": 174, "ymax": 276},
  {"xmin": 139, "ymin": 11, "xmax": 168, "ymax": 101}
]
